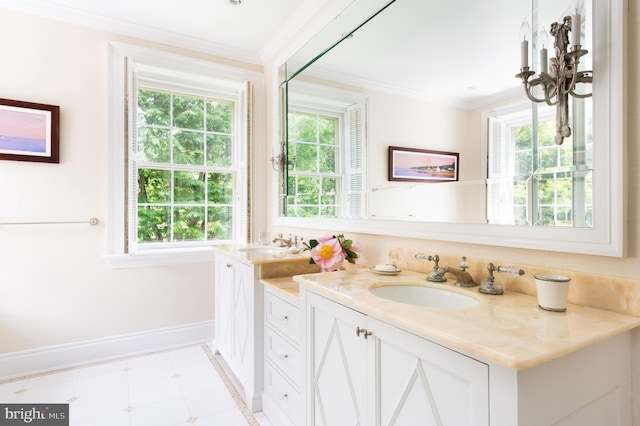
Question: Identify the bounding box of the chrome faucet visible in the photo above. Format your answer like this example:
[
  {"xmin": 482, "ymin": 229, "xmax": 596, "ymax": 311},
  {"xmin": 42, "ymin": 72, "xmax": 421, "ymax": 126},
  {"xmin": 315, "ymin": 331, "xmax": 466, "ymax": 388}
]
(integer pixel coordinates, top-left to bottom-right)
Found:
[{"xmin": 438, "ymin": 257, "xmax": 477, "ymax": 287}]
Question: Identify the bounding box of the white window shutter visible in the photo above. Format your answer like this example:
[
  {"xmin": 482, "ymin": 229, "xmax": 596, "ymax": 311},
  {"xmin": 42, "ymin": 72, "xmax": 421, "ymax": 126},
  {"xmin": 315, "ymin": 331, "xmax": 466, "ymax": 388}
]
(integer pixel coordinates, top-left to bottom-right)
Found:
[
  {"xmin": 126, "ymin": 57, "xmax": 139, "ymax": 252},
  {"xmin": 237, "ymin": 81, "xmax": 252, "ymax": 243},
  {"xmin": 345, "ymin": 102, "xmax": 367, "ymax": 218},
  {"xmin": 486, "ymin": 116, "xmax": 514, "ymax": 224}
]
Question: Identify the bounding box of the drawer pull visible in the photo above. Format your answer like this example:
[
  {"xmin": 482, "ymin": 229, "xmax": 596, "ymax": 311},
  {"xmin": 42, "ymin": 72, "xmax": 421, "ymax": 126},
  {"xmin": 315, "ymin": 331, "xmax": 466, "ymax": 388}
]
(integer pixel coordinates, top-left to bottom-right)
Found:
[
  {"xmin": 279, "ymin": 393, "xmax": 288, "ymax": 400},
  {"xmin": 279, "ymin": 315, "xmax": 288, "ymax": 322},
  {"xmin": 226, "ymin": 263, "xmax": 232, "ymax": 268},
  {"xmin": 356, "ymin": 326, "xmax": 372, "ymax": 339},
  {"xmin": 279, "ymin": 354, "xmax": 288, "ymax": 360}
]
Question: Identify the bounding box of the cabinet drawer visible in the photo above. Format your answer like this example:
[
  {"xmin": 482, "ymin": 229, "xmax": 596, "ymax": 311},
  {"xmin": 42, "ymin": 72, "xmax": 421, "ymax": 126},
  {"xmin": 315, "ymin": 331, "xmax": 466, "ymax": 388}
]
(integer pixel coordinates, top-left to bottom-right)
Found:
[
  {"xmin": 265, "ymin": 361, "xmax": 302, "ymax": 423},
  {"xmin": 265, "ymin": 292, "xmax": 300, "ymax": 343},
  {"xmin": 266, "ymin": 326, "xmax": 301, "ymax": 383}
]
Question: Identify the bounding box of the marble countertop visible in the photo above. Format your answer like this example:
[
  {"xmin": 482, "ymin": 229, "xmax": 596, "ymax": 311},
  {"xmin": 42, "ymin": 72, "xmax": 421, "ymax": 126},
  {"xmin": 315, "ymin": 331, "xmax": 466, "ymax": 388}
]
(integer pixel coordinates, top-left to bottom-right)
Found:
[
  {"xmin": 213, "ymin": 243, "xmax": 310, "ymax": 265},
  {"xmin": 293, "ymin": 268, "xmax": 640, "ymax": 370},
  {"xmin": 261, "ymin": 276, "xmax": 301, "ymax": 306}
]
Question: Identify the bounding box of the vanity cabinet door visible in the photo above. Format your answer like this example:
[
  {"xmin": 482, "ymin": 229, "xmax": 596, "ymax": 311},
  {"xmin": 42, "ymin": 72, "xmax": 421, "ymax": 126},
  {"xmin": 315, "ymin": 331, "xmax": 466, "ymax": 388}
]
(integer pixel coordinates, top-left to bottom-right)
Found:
[
  {"xmin": 232, "ymin": 258, "xmax": 256, "ymax": 383},
  {"xmin": 214, "ymin": 253, "xmax": 262, "ymax": 411},
  {"xmin": 305, "ymin": 292, "xmax": 375, "ymax": 426},
  {"xmin": 304, "ymin": 290, "xmax": 489, "ymax": 426},
  {"xmin": 215, "ymin": 255, "xmax": 236, "ymax": 364},
  {"xmin": 370, "ymin": 318, "xmax": 489, "ymax": 426}
]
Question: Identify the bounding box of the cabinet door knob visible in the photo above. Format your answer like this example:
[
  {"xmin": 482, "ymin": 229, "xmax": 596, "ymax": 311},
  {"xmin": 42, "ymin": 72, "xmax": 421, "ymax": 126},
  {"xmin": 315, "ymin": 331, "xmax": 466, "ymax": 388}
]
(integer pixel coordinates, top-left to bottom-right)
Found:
[
  {"xmin": 279, "ymin": 354, "xmax": 288, "ymax": 360},
  {"xmin": 279, "ymin": 393, "xmax": 288, "ymax": 400},
  {"xmin": 356, "ymin": 326, "xmax": 372, "ymax": 339},
  {"xmin": 226, "ymin": 263, "xmax": 232, "ymax": 268},
  {"xmin": 279, "ymin": 315, "xmax": 288, "ymax": 322}
]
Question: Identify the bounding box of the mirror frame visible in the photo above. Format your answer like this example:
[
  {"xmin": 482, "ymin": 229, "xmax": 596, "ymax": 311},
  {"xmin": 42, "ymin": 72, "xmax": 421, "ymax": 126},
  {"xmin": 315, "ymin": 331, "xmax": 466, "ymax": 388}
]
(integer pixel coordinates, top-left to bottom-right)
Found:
[{"xmin": 272, "ymin": 0, "xmax": 626, "ymax": 257}]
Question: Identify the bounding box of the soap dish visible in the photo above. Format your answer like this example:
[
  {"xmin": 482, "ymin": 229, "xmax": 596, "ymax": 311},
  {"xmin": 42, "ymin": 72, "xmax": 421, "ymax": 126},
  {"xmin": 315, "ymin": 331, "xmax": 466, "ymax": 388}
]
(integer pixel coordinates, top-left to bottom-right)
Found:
[{"xmin": 370, "ymin": 266, "xmax": 402, "ymax": 275}]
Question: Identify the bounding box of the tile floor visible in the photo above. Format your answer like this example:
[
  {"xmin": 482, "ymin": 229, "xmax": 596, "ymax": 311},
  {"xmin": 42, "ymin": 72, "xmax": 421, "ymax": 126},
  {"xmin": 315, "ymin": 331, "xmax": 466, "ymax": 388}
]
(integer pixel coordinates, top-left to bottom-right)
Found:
[{"xmin": 0, "ymin": 344, "xmax": 273, "ymax": 426}]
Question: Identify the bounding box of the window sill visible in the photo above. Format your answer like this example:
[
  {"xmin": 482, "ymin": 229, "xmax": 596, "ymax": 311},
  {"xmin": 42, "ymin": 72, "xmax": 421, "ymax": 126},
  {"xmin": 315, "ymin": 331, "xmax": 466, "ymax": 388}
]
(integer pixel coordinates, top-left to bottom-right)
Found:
[{"xmin": 105, "ymin": 247, "xmax": 216, "ymax": 269}]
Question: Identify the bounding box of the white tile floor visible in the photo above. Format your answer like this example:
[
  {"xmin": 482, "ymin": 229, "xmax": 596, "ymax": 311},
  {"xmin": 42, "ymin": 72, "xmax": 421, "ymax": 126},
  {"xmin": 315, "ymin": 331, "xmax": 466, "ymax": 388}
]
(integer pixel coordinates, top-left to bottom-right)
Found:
[{"xmin": 0, "ymin": 344, "xmax": 273, "ymax": 426}]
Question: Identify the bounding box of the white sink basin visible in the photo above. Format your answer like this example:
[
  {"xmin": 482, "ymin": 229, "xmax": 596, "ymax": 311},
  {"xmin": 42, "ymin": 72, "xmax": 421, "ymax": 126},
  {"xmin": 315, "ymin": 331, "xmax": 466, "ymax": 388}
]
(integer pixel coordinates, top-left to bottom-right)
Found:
[
  {"xmin": 238, "ymin": 247, "xmax": 287, "ymax": 255},
  {"xmin": 370, "ymin": 285, "xmax": 479, "ymax": 309}
]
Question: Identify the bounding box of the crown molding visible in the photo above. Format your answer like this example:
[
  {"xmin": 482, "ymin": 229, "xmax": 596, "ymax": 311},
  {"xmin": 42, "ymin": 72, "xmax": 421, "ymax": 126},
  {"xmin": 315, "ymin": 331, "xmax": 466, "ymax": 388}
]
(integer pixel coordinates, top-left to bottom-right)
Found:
[{"xmin": 0, "ymin": 0, "xmax": 262, "ymax": 64}]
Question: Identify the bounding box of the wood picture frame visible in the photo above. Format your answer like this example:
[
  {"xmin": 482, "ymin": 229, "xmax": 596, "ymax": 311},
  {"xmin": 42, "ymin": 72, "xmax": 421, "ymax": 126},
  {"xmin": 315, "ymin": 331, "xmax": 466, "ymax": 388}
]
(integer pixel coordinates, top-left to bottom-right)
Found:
[
  {"xmin": 388, "ymin": 146, "xmax": 459, "ymax": 182},
  {"xmin": 0, "ymin": 98, "xmax": 60, "ymax": 163}
]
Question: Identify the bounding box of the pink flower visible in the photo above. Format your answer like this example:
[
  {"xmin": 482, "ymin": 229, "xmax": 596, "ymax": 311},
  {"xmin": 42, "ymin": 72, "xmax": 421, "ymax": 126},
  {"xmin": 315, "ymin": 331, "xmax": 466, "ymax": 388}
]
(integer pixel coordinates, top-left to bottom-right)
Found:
[
  {"xmin": 310, "ymin": 237, "xmax": 346, "ymax": 271},
  {"xmin": 317, "ymin": 235, "xmax": 336, "ymax": 243}
]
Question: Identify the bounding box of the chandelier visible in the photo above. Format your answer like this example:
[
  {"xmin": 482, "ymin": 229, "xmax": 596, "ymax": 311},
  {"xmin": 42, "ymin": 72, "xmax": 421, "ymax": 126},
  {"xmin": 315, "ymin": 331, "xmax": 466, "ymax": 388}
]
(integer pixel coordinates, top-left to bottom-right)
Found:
[{"xmin": 516, "ymin": 12, "xmax": 592, "ymax": 145}]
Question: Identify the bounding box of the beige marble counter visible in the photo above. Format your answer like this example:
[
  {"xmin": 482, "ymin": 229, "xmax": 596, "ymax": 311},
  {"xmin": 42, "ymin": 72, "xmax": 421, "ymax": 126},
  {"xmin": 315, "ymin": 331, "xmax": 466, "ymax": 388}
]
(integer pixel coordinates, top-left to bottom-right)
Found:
[
  {"xmin": 294, "ymin": 268, "xmax": 640, "ymax": 371},
  {"xmin": 213, "ymin": 243, "xmax": 309, "ymax": 264},
  {"xmin": 214, "ymin": 244, "xmax": 321, "ymax": 279},
  {"xmin": 260, "ymin": 276, "xmax": 300, "ymax": 306}
]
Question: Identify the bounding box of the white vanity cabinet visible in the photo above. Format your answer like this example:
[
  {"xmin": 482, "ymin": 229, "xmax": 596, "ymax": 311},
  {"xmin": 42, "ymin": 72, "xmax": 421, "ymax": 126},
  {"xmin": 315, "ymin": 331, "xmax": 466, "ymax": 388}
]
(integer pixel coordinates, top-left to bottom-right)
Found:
[
  {"xmin": 304, "ymin": 291, "xmax": 489, "ymax": 426},
  {"xmin": 301, "ymin": 286, "xmax": 634, "ymax": 426},
  {"xmin": 262, "ymin": 287, "xmax": 304, "ymax": 426},
  {"xmin": 214, "ymin": 252, "xmax": 263, "ymax": 411}
]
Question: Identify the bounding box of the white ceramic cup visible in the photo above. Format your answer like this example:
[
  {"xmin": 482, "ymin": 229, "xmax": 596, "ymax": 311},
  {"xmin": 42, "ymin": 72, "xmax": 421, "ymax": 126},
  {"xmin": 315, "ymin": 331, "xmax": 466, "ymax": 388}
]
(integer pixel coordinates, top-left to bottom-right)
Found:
[{"xmin": 534, "ymin": 274, "xmax": 571, "ymax": 312}]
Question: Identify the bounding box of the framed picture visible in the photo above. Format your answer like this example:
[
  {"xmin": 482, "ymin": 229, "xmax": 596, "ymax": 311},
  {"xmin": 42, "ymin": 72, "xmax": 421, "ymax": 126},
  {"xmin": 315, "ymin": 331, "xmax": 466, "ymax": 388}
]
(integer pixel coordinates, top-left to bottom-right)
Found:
[
  {"xmin": 388, "ymin": 146, "xmax": 459, "ymax": 182},
  {"xmin": 0, "ymin": 98, "xmax": 60, "ymax": 163}
]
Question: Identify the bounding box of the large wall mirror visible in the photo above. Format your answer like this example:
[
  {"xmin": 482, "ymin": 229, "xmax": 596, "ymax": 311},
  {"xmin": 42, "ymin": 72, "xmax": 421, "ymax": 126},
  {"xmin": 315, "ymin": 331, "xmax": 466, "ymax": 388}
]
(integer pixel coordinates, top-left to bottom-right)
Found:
[{"xmin": 275, "ymin": 0, "xmax": 625, "ymax": 256}]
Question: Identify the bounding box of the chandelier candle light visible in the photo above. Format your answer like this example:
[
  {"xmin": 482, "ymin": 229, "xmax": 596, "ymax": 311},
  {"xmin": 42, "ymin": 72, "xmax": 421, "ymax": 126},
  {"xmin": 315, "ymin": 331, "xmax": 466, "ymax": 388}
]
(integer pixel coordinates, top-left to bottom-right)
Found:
[{"xmin": 516, "ymin": 8, "xmax": 592, "ymax": 145}]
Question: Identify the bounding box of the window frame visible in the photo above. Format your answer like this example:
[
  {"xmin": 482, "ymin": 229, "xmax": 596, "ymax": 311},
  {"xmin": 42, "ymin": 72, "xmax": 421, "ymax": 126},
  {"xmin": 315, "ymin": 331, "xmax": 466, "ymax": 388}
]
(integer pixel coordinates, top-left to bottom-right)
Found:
[
  {"xmin": 486, "ymin": 101, "xmax": 593, "ymax": 227},
  {"xmin": 286, "ymin": 105, "xmax": 344, "ymax": 218},
  {"xmin": 106, "ymin": 42, "xmax": 260, "ymax": 268},
  {"xmin": 284, "ymin": 80, "xmax": 368, "ymax": 220},
  {"xmin": 133, "ymin": 85, "xmax": 239, "ymax": 250}
]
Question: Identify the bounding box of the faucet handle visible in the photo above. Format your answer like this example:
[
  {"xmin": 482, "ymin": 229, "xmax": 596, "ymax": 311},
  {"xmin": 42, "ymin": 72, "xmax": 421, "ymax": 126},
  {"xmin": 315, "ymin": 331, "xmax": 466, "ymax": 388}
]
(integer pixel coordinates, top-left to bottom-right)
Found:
[
  {"xmin": 459, "ymin": 256, "xmax": 469, "ymax": 271},
  {"xmin": 479, "ymin": 263, "xmax": 525, "ymax": 295},
  {"xmin": 416, "ymin": 253, "xmax": 446, "ymax": 282},
  {"xmin": 414, "ymin": 253, "xmax": 440, "ymax": 268},
  {"xmin": 496, "ymin": 265, "xmax": 525, "ymax": 276}
]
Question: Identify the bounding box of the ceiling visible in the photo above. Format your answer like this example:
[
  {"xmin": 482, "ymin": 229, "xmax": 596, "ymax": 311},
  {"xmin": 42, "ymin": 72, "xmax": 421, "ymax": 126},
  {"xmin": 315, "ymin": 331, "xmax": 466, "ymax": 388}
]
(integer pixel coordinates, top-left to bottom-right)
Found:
[
  {"xmin": 0, "ymin": 0, "xmax": 320, "ymax": 64},
  {"xmin": 285, "ymin": 0, "xmax": 585, "ymax": 109},
  {"xmin": 1, "ymin": 0, "xmax": 585, "ymax": 108}
]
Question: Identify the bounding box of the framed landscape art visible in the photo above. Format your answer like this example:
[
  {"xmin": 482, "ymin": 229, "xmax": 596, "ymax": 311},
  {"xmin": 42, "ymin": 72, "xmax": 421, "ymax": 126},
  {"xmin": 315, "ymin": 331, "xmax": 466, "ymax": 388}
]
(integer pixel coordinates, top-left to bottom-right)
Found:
[
  {"xmin": 0, "ymin": 98, "xmax": 60, "ymax": 163},
  {"xmin": 388, "ymin": 146, "xmax": 459, "ymax": 183}
]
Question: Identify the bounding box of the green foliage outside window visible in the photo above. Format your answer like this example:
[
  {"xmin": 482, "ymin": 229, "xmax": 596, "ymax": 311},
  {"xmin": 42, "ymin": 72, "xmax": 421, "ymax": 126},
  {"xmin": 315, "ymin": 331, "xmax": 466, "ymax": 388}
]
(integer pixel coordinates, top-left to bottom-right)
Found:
[
  {"xmin": 511, "ymin": 118, "xmax": 592, "ymax": 226},
  {"xmin": 136, "ymin": 89, "xmax": 235, "ymax": 244},
  {"xmin": 287, "ymin": 109, "xmax": 340, "ymax": 218}
]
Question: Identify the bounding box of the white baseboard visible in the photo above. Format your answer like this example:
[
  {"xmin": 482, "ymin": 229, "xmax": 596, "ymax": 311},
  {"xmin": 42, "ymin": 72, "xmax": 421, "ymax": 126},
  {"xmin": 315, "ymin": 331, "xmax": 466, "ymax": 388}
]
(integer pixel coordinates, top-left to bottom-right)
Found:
[{"xmin": 0, "ymin": 320, "xmax": 215, "ymax": 381}]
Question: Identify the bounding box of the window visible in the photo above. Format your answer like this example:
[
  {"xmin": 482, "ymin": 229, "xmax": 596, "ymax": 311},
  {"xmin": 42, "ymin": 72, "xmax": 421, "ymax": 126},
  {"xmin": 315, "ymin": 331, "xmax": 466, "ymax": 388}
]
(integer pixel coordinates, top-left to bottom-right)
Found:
[
  {"xmin": 287, "ymin": 108, "xmax": 341, "ymax": 217},
  {"xmin": 107, "ymin": 43, "xmax": 257, "ymax": 267},
  {"xmin": 134, "ymin": 88, "xmax": 237, "ymax": 246},
  {"xmin": 487, "ymin": 100, "xmax": 593, "ymax": 227},
  {"xmin": 284, "ymin": 82, "xmax": 367, "ymax": 219}
]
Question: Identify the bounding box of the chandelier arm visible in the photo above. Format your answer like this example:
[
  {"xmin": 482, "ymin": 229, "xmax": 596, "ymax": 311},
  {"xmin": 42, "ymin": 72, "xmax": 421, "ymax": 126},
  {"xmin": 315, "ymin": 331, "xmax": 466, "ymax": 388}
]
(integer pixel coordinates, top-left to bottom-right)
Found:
[
  {"xmin": 568, "ymin": 72, "xmax": 593, "ymax": 98},
  {"xmin": 562, "ymin": 66, "xmax": 581, "ymax": 97},
  {"xmin": 522, "ymin": 85, "xmax": 553, "ymax": 104},
  {"xmin": 522, "ymin": 74, "xmax": 557, "ymax": 104},
  {"xmin": 568, "ymin": 91, "xmax": 593, "ymax": 99},
  {"xmin": 542, "ymin": 84, "xmax": 559, "ymax": 106}
]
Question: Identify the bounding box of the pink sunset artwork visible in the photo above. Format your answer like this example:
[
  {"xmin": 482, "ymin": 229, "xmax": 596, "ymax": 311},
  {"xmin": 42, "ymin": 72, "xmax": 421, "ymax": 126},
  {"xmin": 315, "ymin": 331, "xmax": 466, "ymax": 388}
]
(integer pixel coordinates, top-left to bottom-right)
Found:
[
  {"xmin": 390, "ymin": 147, "xmax": 458, "ymax": 182},
  {"xmin": 393, "ymin": 151, "xmax": 452, "ymax": 168},
  {"xmin": 0, "ymin": 107, "xmax": 48, "ymax": 153}
]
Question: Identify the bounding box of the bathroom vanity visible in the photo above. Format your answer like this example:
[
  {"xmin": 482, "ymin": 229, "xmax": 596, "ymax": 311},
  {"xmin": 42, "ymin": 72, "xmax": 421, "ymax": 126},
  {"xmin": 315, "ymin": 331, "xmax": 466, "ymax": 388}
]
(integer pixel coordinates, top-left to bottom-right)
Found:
[
  {"xmin": 212, "ymin": 245, "xmax": 318, "ymax": 412},
  {"xmin": 214, "ymin": 247, "xmax": 640, "ymax": 425},
  {"xmin": 294, "ymin": 269, "xmax": 640, "ymax": 426}
]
